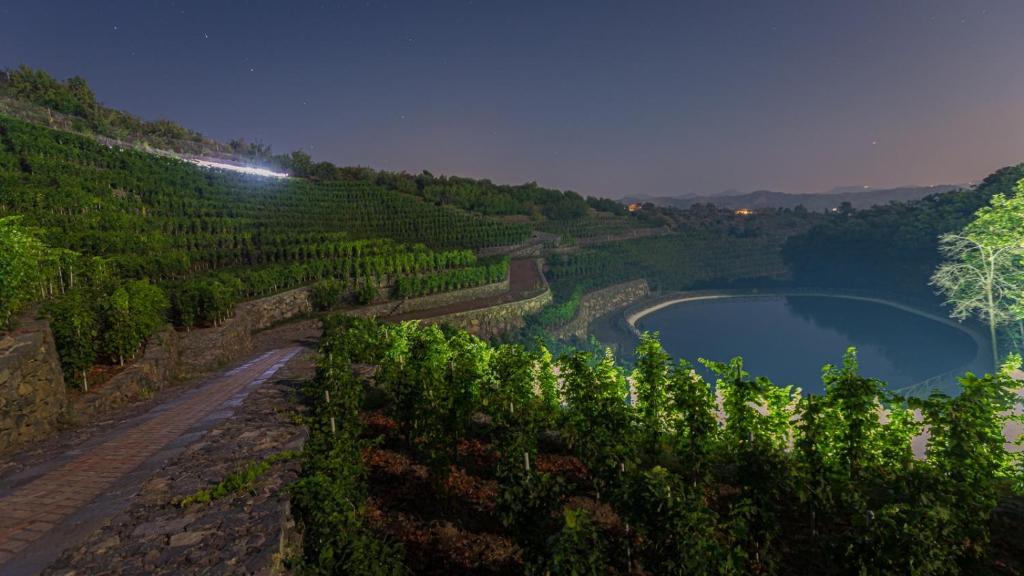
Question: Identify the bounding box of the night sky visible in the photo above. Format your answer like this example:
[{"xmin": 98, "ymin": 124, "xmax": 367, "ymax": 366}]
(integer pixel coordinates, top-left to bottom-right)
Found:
[{"xmin": 3, "ymin": 1, "xmax": 1023, "ymax": 198}]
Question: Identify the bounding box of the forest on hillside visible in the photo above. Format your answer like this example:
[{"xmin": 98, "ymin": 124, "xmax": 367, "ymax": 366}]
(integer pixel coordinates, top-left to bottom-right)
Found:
[{"xmin": 782, "ymin": 164, "xmax": 1024, "ymax": 299}]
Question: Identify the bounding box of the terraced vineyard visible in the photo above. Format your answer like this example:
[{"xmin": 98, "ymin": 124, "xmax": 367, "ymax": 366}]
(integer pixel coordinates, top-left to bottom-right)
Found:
[
  {"xmin": 535, "ymin": 212, "xmax": 665, "ymax": 243},
  {"xmin": 0, "ymin": 115, "xmax": 528, "ymax": 384}
]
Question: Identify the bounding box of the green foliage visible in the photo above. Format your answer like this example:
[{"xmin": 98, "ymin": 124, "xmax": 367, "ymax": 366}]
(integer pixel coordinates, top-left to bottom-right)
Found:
[
  {"xmin": 916, "ymin": 367, "xmax": 1018, "ymax": 562},
  {"xmin": 45, "ymin": 289, "xmax": 97, "ymax": 388},
  {"xmin": 632, "ymin": 331, "xmax": 672, "ymax": 451},
  {"xmin": 495, "ymin": 416, "xmax": 566, "ymax": 565},
  {"xmin": 291, "ymin": 334, "xmax": 406, "ymax": 575},
  {"xmin": 392, "ymin": 257, "xmax": 508, "ymax": 299},
  {"xmin": 547, "ymin": 227, "xmax": 792, "ymax": 296},
  {"xmin": 312, "ymin": 314, "xmax": 1020, "ymax": 575},
  {"xmin": 0, "ymin": 113, "xmax": 534, "ymax": 388},
  {"xmin": 539, "ymin": 508, "xmax": 607, "ymax": 576},
  {"xmin": 310, "ymin": 278, "xmax": 345, "ymax": 311},
  {"xmin": 3, "ymin": 65, "xmax": 218, "ymax": 153},
  {"xmin": 931, "ymin": 181, "xmax": 1024, "ymax": 367},
  {"xmin": 98, "ymin": 280, "xmax": 169, "ymax": 365},
  {"xmin": 621, "ymin": 466, "xmax": 722, "ymax": 575},
  {"xmin": 177, "ymin": 450, "xmax": 299, "ymax": 507},
  {"xmin": 534, "ymin": 344, "xmax": 560, "ymax": 411},
  {"xmin": 666, "ymin": 359, "xmax": 719, "ymax": 482},
  {"xmin": 0, "ymin": 215, "xmax": 68, "ymax": 328},
  {"xmin": 99, "ymin": 287, "xmax": 135, "ymax": 365},
  {"xmin": 354, "ymin": 282, "xmax": 379, "ymax": 306}
]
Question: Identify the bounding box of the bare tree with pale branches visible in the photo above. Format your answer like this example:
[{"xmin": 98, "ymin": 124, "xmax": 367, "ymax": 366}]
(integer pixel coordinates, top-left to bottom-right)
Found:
[{"xmin": 931, "ymin": 186, "xmax": 1024, "ymax": 369}]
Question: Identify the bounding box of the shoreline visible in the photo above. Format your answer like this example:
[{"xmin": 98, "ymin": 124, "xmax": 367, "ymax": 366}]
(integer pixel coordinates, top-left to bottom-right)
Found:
[
  {"xmin": 628, "ymin": 291, "xmax": 982, "ymax": 340},
  {"xmin": 607, "ymin": 288, "xmax": 992, "ymax": 394}
]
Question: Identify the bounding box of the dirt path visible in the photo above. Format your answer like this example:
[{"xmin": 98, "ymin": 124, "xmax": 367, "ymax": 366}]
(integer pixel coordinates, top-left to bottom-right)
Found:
[
  {"xmin": 0, "ymin": 320, "xmax": 318, "ymax": 575},
  {"xmin": 390, "ymin": 258, "xmax": 547, "ymax": 321}
]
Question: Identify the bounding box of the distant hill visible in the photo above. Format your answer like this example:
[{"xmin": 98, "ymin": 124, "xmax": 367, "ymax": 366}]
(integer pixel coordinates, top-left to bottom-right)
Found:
[
  {"xmin": 625, "ymin": 185, "xmax": 963, "ymax": 212},
  {"xmin": 782, "ymin": 164, "xmax": 1024, "ymax": 297}
]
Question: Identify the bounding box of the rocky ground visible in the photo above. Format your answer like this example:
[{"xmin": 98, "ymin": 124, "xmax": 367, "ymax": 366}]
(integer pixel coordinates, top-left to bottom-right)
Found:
[
  {"xmin": 0, "ymin": 319, "xmax": 321, "ymax": 575},
  {"xmin": 41, "ymin": 347, "xmax": 313, "ymax": 575}
]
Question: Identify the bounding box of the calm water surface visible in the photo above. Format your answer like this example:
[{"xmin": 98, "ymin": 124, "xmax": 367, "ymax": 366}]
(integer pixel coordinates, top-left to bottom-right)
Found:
[{"xmin": 635, "ymin": 295, "xmax": 985, "ymax": 395}]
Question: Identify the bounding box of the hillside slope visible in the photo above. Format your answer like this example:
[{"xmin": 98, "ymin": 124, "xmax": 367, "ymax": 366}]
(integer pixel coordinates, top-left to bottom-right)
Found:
[
  {"xmin": 782, "ymin": 164, "xmax": 1024, "ymax": 297},
  {"xmin": 0, "ymin": 114, "xmax": 522, "ymax": 383}
]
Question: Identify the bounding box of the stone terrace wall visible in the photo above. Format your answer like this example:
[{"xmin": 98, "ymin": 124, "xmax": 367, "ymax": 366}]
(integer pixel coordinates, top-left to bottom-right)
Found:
[
  {"xmin": 0, "ymin": 286, "xmax": 315, "ymax": 452},
  {"xmin": 0, "ymin": 278, "xmax": 540, "ymax": 452},
  {"xmin": 418, "ymin": 288, "xmax": 553, "ymax": 339},
  {"xmin": 75, "ymin": 286, "xmax": 314, "ymax": 422},
  {"xmin": 0, "ymin": 316, "xmax": 68, "ymax": 452},
  {"xmin": 175, "ymin": 286, "xmax": 312, "ymax": 379},
  {"xmin": 345, "ymin": 278, "xmax": 510, "ymax": 319},
  {"xmin": 551, "ymin": 279, "xmax": 650, "ymax": 341},
  {"xmin": 548, "ymin": 278, "xmax": 651, "ymax": 340}
]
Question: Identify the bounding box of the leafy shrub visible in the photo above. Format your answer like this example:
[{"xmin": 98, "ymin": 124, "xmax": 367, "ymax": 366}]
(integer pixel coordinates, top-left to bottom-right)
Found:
[{"xmin": 311, "ymin": 278, "xmax": 345, "ymax": 311}]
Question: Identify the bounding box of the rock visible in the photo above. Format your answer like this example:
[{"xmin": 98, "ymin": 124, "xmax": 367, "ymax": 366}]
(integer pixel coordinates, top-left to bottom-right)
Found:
[
  {"xmin": 169, "ymin": 530, "xmax": 213, "ymax": 547},
  {"xmin": 94, "ymin": 535, "xmax": 120, "ymax": 553},
  {"xmin": 130, "ymin": 515, "xmax": 194, "ymax": 539},
  {"xmin": 144, "ymin": 549, "xmax": 160, "ymax": 566}
]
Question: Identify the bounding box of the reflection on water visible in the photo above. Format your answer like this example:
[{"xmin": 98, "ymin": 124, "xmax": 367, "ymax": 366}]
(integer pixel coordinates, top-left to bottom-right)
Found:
[{"xmin": 636, "ymin": 295, "xmax": 984, "ymax": 395}]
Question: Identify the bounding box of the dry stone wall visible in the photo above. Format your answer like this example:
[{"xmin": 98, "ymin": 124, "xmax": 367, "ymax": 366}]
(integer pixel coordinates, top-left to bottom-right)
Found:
[
  {"xmin": 0, "ymin": 316, "xmax": 68, "ymax": 451},
  {"xmin": 175, "ymin": 286, "xmax": 312, "ymax": 379},
  {"xmin": 0, "ymin": 286, "xmax": 314, "ymax": 453},
  {"xmin": 1, "ymin": 277, "xmax": 549, "ymax": 452},
  {"xmin": 345, "ymin": 278, "xmax": 509, "ymax": 319},
  {"xmin": 551, "ymin": 279, "xmax": 650, "ymax": 340},
  {"xmin": 417, "ymin": 289, "xmax": 553, "ymax": 339}
]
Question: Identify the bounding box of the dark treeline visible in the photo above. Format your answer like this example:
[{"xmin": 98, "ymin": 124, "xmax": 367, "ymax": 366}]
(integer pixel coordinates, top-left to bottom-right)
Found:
[
  {"xmin": 782, "ymin": 165, "xmax": 1024, "ymax": 298},
  {"xmin": 294, "ymin": 316, "xmax": 1022, "ymax": 575}
]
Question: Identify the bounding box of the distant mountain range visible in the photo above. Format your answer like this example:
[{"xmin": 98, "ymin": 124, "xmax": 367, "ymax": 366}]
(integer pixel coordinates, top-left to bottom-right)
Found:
[{"xmin": 624, "ymin": 184, "xmax": 965, "ymax": 212}]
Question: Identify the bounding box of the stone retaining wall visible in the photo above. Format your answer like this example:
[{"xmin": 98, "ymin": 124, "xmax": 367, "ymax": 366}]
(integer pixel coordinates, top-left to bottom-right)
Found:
[
  {"xmin": 0, "ymin": 286, "xmax": 315, "ymax": 452},
  {"xmin": 551, "ymin": 279, "xmax": 650, "ymax": 340},
  {"xmin": 175, "ymin": 286, "xmax": 312, "ymax": 379},
  {"xmin": 0, "ymin": 316, "xmax": 67, "ymax": 451},
  {"xmin": 344, "ymin": 278, "xmax": 509, "ymax": 319},
  {"xmin": 0, "ymin": 276, "xmax": 548, "ymax": 452},
  {"xmin": 417, "ymin": 289, "xmax": 553, "ymax": 339}
]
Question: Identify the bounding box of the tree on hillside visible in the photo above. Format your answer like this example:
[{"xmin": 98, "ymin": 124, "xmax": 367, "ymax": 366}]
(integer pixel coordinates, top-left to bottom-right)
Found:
[
  {"xmin": 931, "ymin": 181, "xmax": 1024, "ymax": 368},
  {"xmin": 0, "ymin": 216, "xmax": 66, "ymax": 329},
  {"xmin": 46, "ymin": 290, "xmax": 98, "ymax": 390}
]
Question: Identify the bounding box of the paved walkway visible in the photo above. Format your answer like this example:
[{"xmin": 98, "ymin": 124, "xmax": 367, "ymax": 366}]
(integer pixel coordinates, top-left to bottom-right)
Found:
[
  {"xmin": 0, "ymin": 346, "xmax": 299, "ymax": 573},
  {"xmin": 390, "ymin": 258, "xmax": 548, "ymax": 321}
]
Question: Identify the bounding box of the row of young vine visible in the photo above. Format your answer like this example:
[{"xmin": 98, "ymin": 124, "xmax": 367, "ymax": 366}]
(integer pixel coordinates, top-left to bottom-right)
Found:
[
  {"xmin": 297, "ymin": 315, "xmax": 1023, "ymax": 575},
  {"xmin": 0, "ymin": 115, "xmax": 525, "ymax": 388},
  {"xmin": 392, "ymin": 257, "xmax": 509, "ymax": 299}
]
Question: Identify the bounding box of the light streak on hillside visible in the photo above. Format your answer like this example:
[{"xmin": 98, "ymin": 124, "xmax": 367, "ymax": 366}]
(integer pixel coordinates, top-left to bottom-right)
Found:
[{"xmin": 185, "ymin": 157, "xmax": 290, "ymax": 178}]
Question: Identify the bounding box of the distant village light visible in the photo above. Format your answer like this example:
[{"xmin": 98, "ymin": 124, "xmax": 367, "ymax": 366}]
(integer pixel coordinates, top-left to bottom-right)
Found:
[
  {"xmin": 735, "ymin": 208, "xmax": 754, "ymax": 216},
  {"xmin": 628, "ymin": 202, "xmax": 642, "ymax": 213}
]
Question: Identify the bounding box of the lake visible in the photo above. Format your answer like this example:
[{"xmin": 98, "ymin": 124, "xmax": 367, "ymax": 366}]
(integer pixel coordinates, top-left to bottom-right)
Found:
[{"xmin": 633, "ymin": 295, "xmax": 987, "ymax": 396}]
